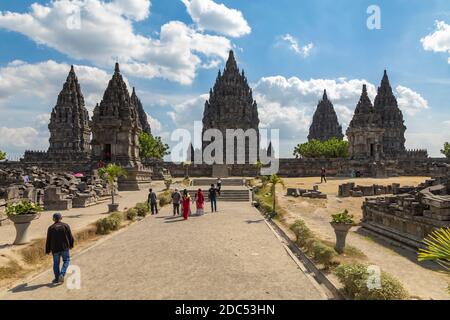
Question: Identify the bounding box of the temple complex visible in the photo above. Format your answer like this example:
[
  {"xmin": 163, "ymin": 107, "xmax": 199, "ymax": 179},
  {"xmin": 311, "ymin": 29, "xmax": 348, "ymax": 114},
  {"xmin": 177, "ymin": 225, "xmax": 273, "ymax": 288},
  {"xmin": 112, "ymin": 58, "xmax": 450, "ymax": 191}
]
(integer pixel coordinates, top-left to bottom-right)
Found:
[
  {"xmin": 202, "ymin": 51, "xmax": 260, "ymax": 164},
  {"xmin": 308, "ymin": 90, "xmax": 343, "ymax": 142}
]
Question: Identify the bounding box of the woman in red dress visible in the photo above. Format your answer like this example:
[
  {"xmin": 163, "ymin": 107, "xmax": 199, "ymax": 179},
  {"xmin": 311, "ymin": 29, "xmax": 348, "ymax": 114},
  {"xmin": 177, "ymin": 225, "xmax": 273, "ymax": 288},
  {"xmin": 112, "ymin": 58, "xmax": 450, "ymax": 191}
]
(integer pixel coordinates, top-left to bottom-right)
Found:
[
  {"xmin": 195, "ymin": 189, "xmax": 205, "ymax": 216},
  {"xmin": 181, "ymin": 189, "xmax": 191, "ymax": 220}
]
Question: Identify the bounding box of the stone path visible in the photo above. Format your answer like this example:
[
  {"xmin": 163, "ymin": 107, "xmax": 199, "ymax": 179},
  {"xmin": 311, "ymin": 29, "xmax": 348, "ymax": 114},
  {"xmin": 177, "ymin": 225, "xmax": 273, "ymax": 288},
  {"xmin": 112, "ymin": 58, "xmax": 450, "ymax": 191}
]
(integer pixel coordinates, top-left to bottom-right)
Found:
[{"xmin": 0, "ymin": 202, "xmax": 326, "ymax": 300}]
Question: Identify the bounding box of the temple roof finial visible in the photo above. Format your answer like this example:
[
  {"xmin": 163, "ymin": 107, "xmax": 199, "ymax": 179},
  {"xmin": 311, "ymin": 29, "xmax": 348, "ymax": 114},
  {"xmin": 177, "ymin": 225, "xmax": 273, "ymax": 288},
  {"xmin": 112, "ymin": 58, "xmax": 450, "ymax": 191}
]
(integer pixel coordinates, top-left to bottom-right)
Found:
[
  {"xmin": 115, "ymin": 62, "xmax": 120, "ymax": 73},
  {"xmin": 225, "ymin": 50, "xmax": 238, "ymax": 72}
]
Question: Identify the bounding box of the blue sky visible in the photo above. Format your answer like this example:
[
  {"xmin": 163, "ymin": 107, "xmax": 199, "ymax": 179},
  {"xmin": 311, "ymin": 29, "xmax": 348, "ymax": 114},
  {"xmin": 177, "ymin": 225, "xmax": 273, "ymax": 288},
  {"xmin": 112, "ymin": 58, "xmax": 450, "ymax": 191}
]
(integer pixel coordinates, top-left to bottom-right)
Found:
[{"xmin": 0, "ymin": 0, "xmax": 449, "ymax": 160}]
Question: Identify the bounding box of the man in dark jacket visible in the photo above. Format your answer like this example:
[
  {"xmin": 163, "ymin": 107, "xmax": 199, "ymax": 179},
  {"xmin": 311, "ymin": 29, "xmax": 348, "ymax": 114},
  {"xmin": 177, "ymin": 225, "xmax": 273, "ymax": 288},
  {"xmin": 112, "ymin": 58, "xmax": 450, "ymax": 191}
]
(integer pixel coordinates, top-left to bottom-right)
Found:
[
  {"xmin": 208, "ymin": 184, "xmax": 218, "ymax": 213},
  {"xmin": 148, "ymin": 188, "xmax": 158, "ymax": 215},
  {"xmin": 45, "ymin": 213, "xmax": 74, "ymax": 284}
]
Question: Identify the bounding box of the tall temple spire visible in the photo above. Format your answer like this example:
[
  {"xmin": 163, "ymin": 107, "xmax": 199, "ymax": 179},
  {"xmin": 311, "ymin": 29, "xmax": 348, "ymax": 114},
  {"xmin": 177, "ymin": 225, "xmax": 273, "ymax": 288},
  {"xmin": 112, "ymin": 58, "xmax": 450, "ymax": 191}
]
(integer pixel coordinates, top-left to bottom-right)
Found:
[
  {"xmin": 225, "ymin": 50, "xmax": 238, "ymax": 73},
  {"xmin": 308, "ymin": 89, "xmax": 343, "ymax": 141},
  {"xmin": 202, "ymin": 49, "xmax": 260, "ymax": 164},
  {"xmin": 48, "ymin": 65, "xmax": 91, "ymax": 156},
  {"xmin": 373, "ymin": 69, "xmax": 406, "ymax": 158},
  {"xmin": 131, "ymin": 87, "xmax": 152, "ymax": 135},
  {"xmin": 115, "ymin": 62, "xmax": 120, "ymax": 74}
]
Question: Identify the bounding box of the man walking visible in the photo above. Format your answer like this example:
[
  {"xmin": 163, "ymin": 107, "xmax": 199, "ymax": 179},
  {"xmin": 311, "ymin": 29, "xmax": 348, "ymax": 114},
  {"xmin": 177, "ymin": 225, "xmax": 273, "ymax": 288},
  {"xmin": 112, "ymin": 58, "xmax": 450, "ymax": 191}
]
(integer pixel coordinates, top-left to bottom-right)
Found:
[
  {"xmin": 208, "ymin": 184, "xmax": 218, "ymax": 213},
  {"xmin": 148, "ymin": 188, "xmax": 158, "ymax": 215},
  {"xmin": 321, "ymin": 167, "xmax": 327, "ymax": 183},
  {"xmin": 171, "ymin": 188, "xmax": 181, "ymax": 216},
  {"xmin": 45, "ymin": 213, "xmax": 74, "ymax": 284}
]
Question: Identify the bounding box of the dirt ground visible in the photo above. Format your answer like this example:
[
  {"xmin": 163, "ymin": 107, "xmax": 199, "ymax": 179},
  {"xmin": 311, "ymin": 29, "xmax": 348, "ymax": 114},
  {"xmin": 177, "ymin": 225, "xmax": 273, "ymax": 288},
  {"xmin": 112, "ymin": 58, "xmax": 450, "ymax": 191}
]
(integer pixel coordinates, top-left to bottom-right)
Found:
[{"xmin": 276, "ymin": 176, "xmax": 450, "ymax": 300}]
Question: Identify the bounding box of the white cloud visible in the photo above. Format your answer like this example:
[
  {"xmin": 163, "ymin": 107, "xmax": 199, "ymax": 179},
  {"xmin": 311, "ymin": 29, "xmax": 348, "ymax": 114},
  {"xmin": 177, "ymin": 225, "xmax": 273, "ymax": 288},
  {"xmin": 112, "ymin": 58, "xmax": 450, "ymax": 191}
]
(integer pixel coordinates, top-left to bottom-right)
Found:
[
  {"xmin": 0, "ymin": 127, "xmax": 47, "ymax": 152},
  {"xmin": 146, "ymin": 113, "xmax": 162, "ymax": 133},
  {"xmin": 0, "ymin": 60, "xmax": 111, "ymax": 111},
  {"xmin": 181, "ymin": 0, "xmax": 251, "ymax": 37},
  {"xmin": 0, "ymin": 0, "xmax": 232, "ymax": 84},
  {"xmin": 421, "ymin": 20, "xmax": 450, "ymax": 63},
  {"xmin": 168, "ymin": 94, "xmax": 208, "ymax": 130},
  {"xmin": 396, "ymin": 85, "xmax": 429, "ymax": 116},
  {"xmin": 278, "ymin": 34, "xmax": 314, "ymax": 57}
]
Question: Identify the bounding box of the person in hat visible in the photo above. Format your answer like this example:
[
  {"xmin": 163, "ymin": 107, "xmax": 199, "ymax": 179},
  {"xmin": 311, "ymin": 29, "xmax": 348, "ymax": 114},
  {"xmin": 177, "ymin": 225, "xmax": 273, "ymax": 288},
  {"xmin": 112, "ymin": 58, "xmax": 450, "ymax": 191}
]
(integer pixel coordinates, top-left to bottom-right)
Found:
[{"xmin": 45, "ymin": 213, "xmax": 74, "ymax": 284}]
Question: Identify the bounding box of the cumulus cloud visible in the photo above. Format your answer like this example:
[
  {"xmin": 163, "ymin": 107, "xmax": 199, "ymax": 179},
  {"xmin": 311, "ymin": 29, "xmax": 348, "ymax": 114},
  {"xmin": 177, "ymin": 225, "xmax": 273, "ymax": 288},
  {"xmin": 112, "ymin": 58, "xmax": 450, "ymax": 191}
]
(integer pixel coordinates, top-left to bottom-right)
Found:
[
  {"xmin": 0, "ymin": 60, "xmax": 111, "ymax": 111},
  {"xmin": 0, "ymin": 0, "xmax": 232, "ymax": 84},
  {"xmin": 181, "ymin": 0, "xmax": 251, "ymax": 37},
  {"xmin": 421, "ymin": 20, "xmax": 450, "ymax": 63},
  {"xmin": 396, "ymin": 85, "xmax": 429, "ymax": 116},
  {"xmin": 251, "ymin": 75, "xmax": 429, "ymax": 156},
  {"xmin": 277, "ymin": 34, "xmax": 314, "ymax": 57},
  {"xmin": 168, "ymin": 94, "xmax": 208, "ymax": 130}
]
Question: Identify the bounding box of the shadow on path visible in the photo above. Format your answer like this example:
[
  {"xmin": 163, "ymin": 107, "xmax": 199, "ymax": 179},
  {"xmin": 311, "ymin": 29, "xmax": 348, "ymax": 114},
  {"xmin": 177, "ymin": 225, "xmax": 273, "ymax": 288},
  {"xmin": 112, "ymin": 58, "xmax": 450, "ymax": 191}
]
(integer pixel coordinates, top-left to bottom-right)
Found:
[{"xmin": 9, "ymin": 282, "xmax": 58, "ymax": 293}]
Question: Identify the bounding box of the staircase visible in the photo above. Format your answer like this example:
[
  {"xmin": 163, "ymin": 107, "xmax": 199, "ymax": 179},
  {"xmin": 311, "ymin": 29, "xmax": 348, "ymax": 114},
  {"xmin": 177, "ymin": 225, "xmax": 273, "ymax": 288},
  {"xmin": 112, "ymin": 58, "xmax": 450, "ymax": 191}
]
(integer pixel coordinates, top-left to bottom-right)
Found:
[
  {"xmin": 188, "ymin": 188, "xmax": 251, "ymax": 202},
  {"xmin": 191, "ymin": 178, "xmax": 246, "ymax": 187}
]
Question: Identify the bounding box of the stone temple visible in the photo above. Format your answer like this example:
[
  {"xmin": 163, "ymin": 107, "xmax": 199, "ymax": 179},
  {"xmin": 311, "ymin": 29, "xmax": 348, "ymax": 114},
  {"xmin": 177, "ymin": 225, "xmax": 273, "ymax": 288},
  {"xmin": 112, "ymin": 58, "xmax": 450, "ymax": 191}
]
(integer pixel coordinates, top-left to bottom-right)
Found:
[
  {"xmin": 23, "ymin": 63, "xmax": 152, "ymax": 190},
  {"xmin": 374, "ymin": 70, "xmax": 407, "ymax": 159},
  {"xmin": 346, "ymin": 84, "xmax": 384, "ymax": 160},
  {"xmin": 308, "ymin": 89, "xmax": 344, "ymax": 142},
  {"xmin": 202, "ymin": 50, "xmax": 260, "ymax": 165}
]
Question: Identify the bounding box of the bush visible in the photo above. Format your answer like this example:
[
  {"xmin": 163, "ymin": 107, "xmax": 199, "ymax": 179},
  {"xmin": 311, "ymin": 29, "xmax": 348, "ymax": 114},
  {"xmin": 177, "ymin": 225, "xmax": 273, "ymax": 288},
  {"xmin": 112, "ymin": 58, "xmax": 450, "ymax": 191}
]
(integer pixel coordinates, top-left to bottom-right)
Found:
[
  {"xmin": 159, "ymin": 191, "xmax": 172, "ymax": 207},
  {"xmin": 293, "ymin": 138, "xmax": 349, "ymax": 159},
  {"xmin": 311, "ymin": 241, "xmax": 336, "ymax": 268},
  {"xmin": 20, "ymin": 239, "xmax": 46, "ymax": 264},
  {"xmin": 135, "ymin": 202, "xmax": 149, "ymax": 217},
  {"xmin": 335, "ymin": 263, "xmax": 408, "ymax": 300},
  {"xmin": 290, "ymin": 219, "xmax": 314, "ymax": 248},
  {"xmin": 96, "ymin": 212, "xmax": 123, "ymax": 235},
  {"xmin": 126, "ymin": 208, "xmax": 138, "ymax": 221}
]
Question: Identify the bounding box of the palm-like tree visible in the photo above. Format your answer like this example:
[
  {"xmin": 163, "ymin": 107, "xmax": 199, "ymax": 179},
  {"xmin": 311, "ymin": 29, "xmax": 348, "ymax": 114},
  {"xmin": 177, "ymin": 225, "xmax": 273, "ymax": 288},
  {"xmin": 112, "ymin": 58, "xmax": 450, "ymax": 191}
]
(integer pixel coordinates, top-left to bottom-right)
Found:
[
  {"xmin": 0, "ymin": 150, "xmax": 6, "ymax": 161},
  {"xmin": 268, "ymin": 174, "xmax": 285, "ymax": 219},
  {"xmin": 98, "ymin": 164, "xmax": 127, "ymax": 206},
  {"xmin": 182, "ymin": 161, "xmax": 191, "ymax": 178},
  {"xmin": 418, "ymin": 228, "xmax": 450, "ymax": 270},
  {"xmin": 254, "ymin": 160, "xmax": 263, "ymax": 178}
]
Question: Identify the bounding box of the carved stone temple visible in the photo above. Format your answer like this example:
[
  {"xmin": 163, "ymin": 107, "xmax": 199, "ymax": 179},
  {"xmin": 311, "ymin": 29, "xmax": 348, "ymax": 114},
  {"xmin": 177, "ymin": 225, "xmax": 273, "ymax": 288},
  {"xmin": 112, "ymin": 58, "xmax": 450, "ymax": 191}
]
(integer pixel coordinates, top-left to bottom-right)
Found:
[
  {"xmin": 202, "ymin": 50, "xmax": 260, "ymax": 165},
  {"xmin": 374, "ymin": 70, "xmax": 407, "ymax": 159},
  {"xmin": 346, "ymin": 84, "xmax": 384, "ymax": 160},
  {"xmin": 48, "ymin": 66, "xmax": 91, "ymax": 160},
  {"xmin": 91, "ymin": 63, "xmax": 151, "ymax": 190},
  {"xmin": 308, "ymin": 89, "xmax": 343, "ymax": 142}
]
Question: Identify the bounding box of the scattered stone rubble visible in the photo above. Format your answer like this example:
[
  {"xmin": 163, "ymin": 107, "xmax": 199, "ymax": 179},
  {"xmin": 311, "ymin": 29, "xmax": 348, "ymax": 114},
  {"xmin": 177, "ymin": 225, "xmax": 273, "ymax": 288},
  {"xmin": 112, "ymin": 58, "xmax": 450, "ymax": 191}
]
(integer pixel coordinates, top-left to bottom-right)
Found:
[
  {"xmin": 0, "ymin": 167, "xmax": 111, "ymax": 216},
  {"xmin": 287, "ymin": 186, "xmax": 327, "ymax": 199},
  {"xmin": 362, "ymin": 175, "xmax": 450, "ymax": 248},
  {"xmin": 338, "ymin": 182, "xmax": 415, "ymax": 198}
]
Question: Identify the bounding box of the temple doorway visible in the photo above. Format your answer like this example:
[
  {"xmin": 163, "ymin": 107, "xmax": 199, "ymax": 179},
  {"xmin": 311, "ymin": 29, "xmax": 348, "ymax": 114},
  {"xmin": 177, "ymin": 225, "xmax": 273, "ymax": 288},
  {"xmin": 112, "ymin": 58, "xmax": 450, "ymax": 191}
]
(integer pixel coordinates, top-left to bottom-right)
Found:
[{"xmin": 103, "ymin": 144, "xmax": 112, "ymax": 162}]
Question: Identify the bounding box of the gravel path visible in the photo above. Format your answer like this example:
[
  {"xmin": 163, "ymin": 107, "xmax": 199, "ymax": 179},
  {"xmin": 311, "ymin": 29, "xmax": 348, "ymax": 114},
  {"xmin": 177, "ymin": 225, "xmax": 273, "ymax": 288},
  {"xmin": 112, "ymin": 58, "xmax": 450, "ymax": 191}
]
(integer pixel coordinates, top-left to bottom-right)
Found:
[{"xmin": 0, "ymin": 202, "xmax": 325, "ymax": 300}]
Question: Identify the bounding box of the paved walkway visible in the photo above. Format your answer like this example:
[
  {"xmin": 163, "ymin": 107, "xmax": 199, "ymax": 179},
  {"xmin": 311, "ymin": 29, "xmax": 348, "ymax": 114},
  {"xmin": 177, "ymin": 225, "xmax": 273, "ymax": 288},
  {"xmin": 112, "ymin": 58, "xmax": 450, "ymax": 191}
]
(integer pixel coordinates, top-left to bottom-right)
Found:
[{"xmin": 0, "ymin": 202, "xmax": 325, "ymax": 300}]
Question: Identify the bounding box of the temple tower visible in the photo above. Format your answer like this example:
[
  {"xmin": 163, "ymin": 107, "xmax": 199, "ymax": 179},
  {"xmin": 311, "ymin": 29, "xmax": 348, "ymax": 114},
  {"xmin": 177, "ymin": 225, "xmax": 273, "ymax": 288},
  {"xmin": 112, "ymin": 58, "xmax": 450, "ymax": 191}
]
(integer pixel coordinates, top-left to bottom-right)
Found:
[
  {"xmin": 346, "ymin": 85, "xmax": 384, "ymax": 160},
  {"xmin": 202, "ymin": 50, "xmax": 260, "ymax": 164},
  {"xmin": 131, "ymin": 87, "xmax": 152, "ymax": 136},
  {"xmin": 308, "ymin": 90, "xmax": 344, "ymax": 142},
  {"xmin": 48, "ymin": 65, "xmax": 91, "ymax": 159},
  {"xmin": 91, "ymin": 63, "xmax": 142, "ymax": 167},
  {"xmin": 374, "ymin": 70, "xmax": 406, "ymax": 159}
]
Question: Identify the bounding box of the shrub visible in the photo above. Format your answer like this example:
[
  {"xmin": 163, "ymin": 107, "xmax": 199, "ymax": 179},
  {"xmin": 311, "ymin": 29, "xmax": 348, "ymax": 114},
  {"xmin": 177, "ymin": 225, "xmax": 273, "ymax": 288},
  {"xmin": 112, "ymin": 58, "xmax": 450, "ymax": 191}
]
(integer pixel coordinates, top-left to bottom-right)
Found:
[
  {"xmin": 290, "ymin": 219, "xmax": 314, "ymax": 248},
  {"xmin": 126, "ymin": 208, "xmax": 138, "ymax": 221},
  {"xmin": 164, "ymin": 179, "xmax": 173, "ymax": 190},
  {"xmin": 74, "ymin": 226, "xmax": 97, "ymax": 242},
  {"xmin": 311, "ymin": 241, "xmax": 336, "ymax": 268},
  {"xmin": 159, "ymin": 191, "xmax": 172, "ymax": 207},
  {"xmin": 135, "ymin": 202, "xmax": 149, "ymax": 217},
  {"xmin": 0, "ymin": 259, "xmax": 22, "ymax": 280},
  {"xmin": 335, "ymin": 263, "xmax": 408, "ymax": 300},
  {"xmin": 96, "ymin": 212, "xmax": 123, "ymax": 235},
  {"xmin": 331, "ymin": 209, "xmax": 354, "ymax": 224},
  {"xmin": 20, "ymin": 239, "xmax": 47, "ymax": 264}
]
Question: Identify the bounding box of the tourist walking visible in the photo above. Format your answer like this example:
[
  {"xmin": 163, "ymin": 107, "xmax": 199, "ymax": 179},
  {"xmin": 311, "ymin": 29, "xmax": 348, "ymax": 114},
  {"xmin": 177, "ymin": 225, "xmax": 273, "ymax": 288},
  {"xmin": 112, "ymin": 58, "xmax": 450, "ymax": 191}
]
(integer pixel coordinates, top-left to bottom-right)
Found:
[
  {"xmin": 171, "ymin": 188, "xmax": 181, "ymax": 216},
  {"xmin": 45, "ymin": 213, "xmax": 74, "ymax": 284},
  {"xmin": 209, "ymin": 184, "xmax": 218, "ymax": 213},
  {"xmin": 182, "ymin": 189, "xmax": 191, "ymax": 220},
  {"xmin": 148, "ymin": 188, "xmax": 158, "ymax": 215},
  {"xmin": 217, "ymin": 178, "xmax": 222, "ymax": 196},
  {"xmin": 194, "ymin": 188, "xmax": 205, "ymax": 216},
  {"xmin": 321, "ymin": 167, "xmax": 327, "ymax": 183}
]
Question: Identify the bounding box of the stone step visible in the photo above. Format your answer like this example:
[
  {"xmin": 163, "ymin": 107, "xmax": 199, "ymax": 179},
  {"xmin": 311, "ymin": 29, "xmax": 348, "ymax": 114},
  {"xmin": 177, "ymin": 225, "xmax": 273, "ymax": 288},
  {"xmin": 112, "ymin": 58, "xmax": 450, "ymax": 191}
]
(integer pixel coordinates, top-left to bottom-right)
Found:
[{"xmin": 192, "ymin": 178, "xmax": 246, "ymax": 186}]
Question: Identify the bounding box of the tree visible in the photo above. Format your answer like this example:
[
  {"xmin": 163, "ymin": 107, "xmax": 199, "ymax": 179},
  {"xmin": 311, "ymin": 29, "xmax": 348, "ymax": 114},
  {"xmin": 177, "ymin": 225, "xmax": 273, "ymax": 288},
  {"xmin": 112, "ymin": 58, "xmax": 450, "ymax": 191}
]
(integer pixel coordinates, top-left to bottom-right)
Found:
[
  {"xmin": 418, "ymin": 228, "xmax": 450, "ymax": 270},
  {"xmin": 441, "ymin": 142, "xmax": 450, "ymax": 159},
  {"xmin": 293, "ymin": 138, "xmax": 349, "ymax": 159},
  {"xmin": 268, "ymin": 174, "xmax": 285, "ymax": 219},
  {"xmin": 138, "ymin": 132, "xmax": 170, "ymax": 160},
  {"xmin": 98, "ymin": 164, "xmax": 127, "ymax": 205},
  {"xmin": 0, "ymin": 150, "xmax": 6, "ymax": 161}
]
